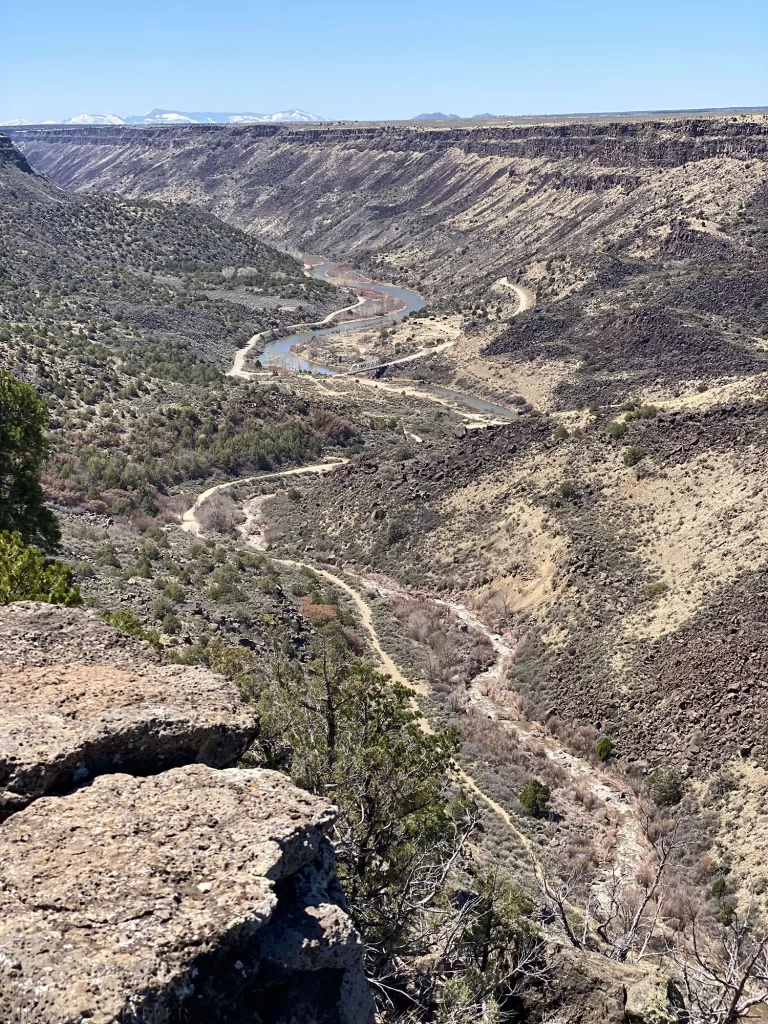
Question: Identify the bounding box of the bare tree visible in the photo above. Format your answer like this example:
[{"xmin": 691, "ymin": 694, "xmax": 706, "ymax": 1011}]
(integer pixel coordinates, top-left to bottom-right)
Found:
[
  {"xmin": 377, "ymin": 863, "xmax": 552, "ymax": 1023},
  {"xmin": 537, "ymin": 818, "xmax": 679, "ymax": 961},
  {"xmin": 197, "ymin": 490, "xmax": 243, "ymax": 535},
  {"xmin": 670, "ymin": 900, "xmax": 768, "ymax": 1024},
  {"xmin": 537, "ymin": 821, "xmax": 768, "ymax": 1022}
]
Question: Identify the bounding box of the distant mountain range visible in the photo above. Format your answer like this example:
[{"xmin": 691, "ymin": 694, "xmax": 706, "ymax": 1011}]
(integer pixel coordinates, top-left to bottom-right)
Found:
[
  {"xmin": 7, "ymin": 105, "xmax": 766, "ymax": 130},
  {"xmin": 0, "ymin": 109, "xmax": 328, "ymax": 127},
  {"xmin": 411, "ymin": 112, "xmax": 519, "ymax": 120}
]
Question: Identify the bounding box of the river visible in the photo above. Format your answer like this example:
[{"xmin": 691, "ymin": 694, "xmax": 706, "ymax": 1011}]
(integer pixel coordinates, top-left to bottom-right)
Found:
[
  {"xmin": 426, "ymin": 385, "xmax": 520, "ymax": 421},
  {"xmin": 252, "ymin": 261, "xmax": 520, "ymax": 422},
  {"xmin": 256, "ymin": 262, "xmax": 426, "ymax": 374}
]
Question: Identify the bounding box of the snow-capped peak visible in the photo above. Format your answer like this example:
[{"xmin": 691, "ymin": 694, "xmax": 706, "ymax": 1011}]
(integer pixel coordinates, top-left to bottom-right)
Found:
[
  {"xmin": 226, "ymin": 114, "xmax": 267, "ymax": 123},
  {"xmin": 0, "ymin": 118, "xmax": 33, "ymax": 127},
  {"xmin": 134, "ymin": 111, "xmax": 199, "ymax": 124},
  {"xmin": 263, "ymin": 109, "xmax": 326, "ymax": 122},
  {"xmin": 124, "ymin": 108, "xmax": 328, "ymax": 125},
  {"xmin": 1, "ymin": 107, "xmax": 330, "ymax": 128},
  {"xmin": 63, "ymin": 113, "xmax": 126, "ymax": 125}
]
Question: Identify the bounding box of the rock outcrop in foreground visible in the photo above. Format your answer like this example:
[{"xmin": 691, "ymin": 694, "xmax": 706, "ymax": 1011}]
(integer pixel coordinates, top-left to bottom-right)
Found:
[
  {"xmin": 0, "ymin": 602, "xmax": 259, "ymax": 816},
  {"xmin": 0, "ymin": 603, "xmax": 373, "ymax": 1024}
]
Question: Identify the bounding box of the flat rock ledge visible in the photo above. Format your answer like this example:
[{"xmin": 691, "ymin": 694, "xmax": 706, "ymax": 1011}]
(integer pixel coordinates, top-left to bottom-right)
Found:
[
  {"xmin": 0, "ymin": 602, "xmax": 259, "ymax": 814},
  {"xmin": 0, "ymin": 764, "xmax": 374, "ymax": 1024}
]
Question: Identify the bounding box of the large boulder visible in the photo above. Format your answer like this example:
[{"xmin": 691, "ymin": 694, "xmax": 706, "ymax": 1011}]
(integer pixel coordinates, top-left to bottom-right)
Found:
[
  {"xmin": 0, "ymin": 764, "xmax": 374, "ymax": 1024},
  {"xmin": 0, "ymin": 602, "xmax": 258, "ymax": 815}
]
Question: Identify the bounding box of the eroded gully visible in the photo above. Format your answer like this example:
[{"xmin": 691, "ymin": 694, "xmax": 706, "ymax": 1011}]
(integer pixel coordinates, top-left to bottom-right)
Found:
[{"xmin": 181, "ymin": 264, "xmax": 645, "ymax": 878}]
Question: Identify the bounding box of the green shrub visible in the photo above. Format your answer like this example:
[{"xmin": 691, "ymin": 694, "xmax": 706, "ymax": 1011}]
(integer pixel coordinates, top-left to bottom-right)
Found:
[
  {"xmin": 101, "ymin": 609, "xmax": 144, "ymax": 635},
  {"xmin": 206, "ymin": 564, "xmax": 245, "ymax": 604},
  {"xmin": 0, "ymin": 531, "xmax": 81, "ymax": 606},
  {"xmin": 625, "ymin": 404, "xmax": 659, "ymax": 421},
  {"xmin": 606, "ymin": 420, "xmax": 629, "ymax": 438},
  {"xmin": 95, "ymin": 543, "xmax": 121, "ymax": 568},
  {"xmin": 553, "ymin": 424, "xmax": 569, "ymax": 440},
  {"xmin": 647, "ymin": 768, "xmax": 684, "ymax": 807},
  {"xmin": 386, "ymin": 521, "xmax": 408, "ymax": 546},
  {"xmin": 719, "ymin": 902, "xmax": 735, "ymax": 926},
  {"xmin": 101, "ymin": 609, "xmax": 160, "ymax": 645},
  {"xmin": 708, "ymin": 770, "xmax": 738, "ymax": 799},
  {"xmin": 161, "ymin": 612, "xmax": 181, "ymax": 635},
  {"xmin": 151, "ymin": 595, "xmax": 175, "ymax": 621},
  {"xmin": 643, "ymin": 580, "xmax": 669, "ymax": 600},
  {"xmin": 596, "ymin": 736, "xmax": 614, "ymax": 762},
  {"xmin": 623, "ymin": 445, "xmax": 645, "ymax": 467},
  {"xmin": 0, "ymin": 371, "xmax": 59, "ymax": 548},
  {"xmin": 519, "ymin": 779, "xmax": 551, "ymax": 818},
  {"xmin": 143, "ymin": 524, "xmax": 169, "ymax": 545},
  {"xmin": 162, "ymin": 579, "xmax": 186, "ymax": 603}
]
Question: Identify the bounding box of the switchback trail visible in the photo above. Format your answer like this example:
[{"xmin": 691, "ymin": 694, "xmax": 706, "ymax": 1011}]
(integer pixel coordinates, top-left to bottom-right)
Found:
[
  {"xmin": 190, "ymin": 267, "xmax": 644, "ymax": 872},
  {"xmin": 183, "ymin": 463, "xmax": 645, "ymax": 876},
  {"xmin": 183, "ymin": 452, "xmax": 647, "ymax": 876}
]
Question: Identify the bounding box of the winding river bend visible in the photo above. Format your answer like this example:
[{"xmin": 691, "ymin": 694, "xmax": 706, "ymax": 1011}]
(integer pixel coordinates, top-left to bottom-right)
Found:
[
  {"xmin": 236, "ymin": 259, "xmax": 522, "ymax": 422},
  {"xmin": 256, "ymin": 262, "xmax": 426, "ymax": 374}
]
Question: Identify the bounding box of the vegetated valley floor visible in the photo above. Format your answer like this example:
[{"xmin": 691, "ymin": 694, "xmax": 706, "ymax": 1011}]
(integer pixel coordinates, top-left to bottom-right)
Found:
[{"xmin": 5, "ymin": 115, "xmax": 768, "ymax": 1015}]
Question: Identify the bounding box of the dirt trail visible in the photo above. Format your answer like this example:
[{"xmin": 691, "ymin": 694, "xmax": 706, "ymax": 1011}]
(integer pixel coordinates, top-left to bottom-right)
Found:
[
  {"xmin": 433, "ymin": 595, "xmax": 645, "ymax": 875},
  {"xmin": 184, "ymin": 457, "xmax": 644, "ymax": 883},
  {"xmin": 182, "ymin": 467, "xmax": 530, "ymax": 845},
  {"xmin": 496, "ymin": 277, "xmax": 536, "ymax": 313},
  {"xmin": 229, "ymin": 327, "xmax": 273, "ymax": 378},
  {"xmin": 271, "ymin": 558, "xmax": 533, "ymax": 850},
  {"xmin": 352, "ymin": 571, "xmax": 646, "ymax": 877},
  {"xmin": 196, "ymin": 271, "xmax": 645, "ymax": 874},
  {"xmin": 186, "ymin": 468, "xmax": 646, "ymax": 877},
  {"xmin": 180, "ymin": 459, "xmax": 348, "ymax": 536},
  {"xmin": 334, "ymin": 340, "xmax": 456, "ymax": 377},
  {"xmin": 275, "ymin": 561, "xmax": 428, "ymax": 699}
]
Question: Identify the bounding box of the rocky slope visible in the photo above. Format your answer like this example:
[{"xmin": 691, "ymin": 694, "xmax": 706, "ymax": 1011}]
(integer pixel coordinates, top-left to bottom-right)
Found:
[
  {"xmin": 0, "ymin": 128, "xmax": 339, "ymax": 380},
  {"xmin": 10, "ymin": 117, "xmax": 768, "ymax": 405},
  {"xmin": 4, "ymin": 122, "xmax": 768, "ymax": 1016},
  {"xmin": 263, "ymin": 404, "xmax": 768, "ymax": 778},
  {"xmin": 0, "ymin": 603, "xmax": 374, "ymax": 1024},
  {"xmin": 8, "ymin": 117, "xmax": 768, "ymax": 302}
]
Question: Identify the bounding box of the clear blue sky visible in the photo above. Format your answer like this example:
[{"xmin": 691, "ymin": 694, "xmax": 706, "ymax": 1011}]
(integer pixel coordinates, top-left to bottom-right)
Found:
[{"xmin": 2, "ymin": 0, "xmax": 766, "ymax": 122}]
